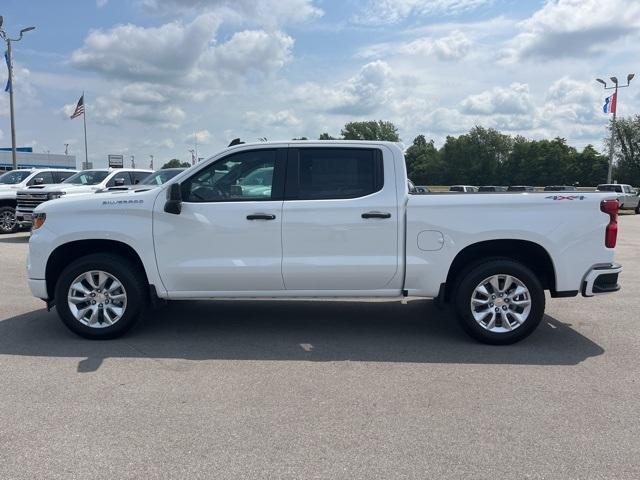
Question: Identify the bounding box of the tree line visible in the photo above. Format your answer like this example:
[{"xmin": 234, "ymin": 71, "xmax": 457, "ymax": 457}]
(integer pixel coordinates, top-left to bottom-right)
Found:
[{"xmin": 312, "ymin": 119, "xmax": 639, "ymax": 187}]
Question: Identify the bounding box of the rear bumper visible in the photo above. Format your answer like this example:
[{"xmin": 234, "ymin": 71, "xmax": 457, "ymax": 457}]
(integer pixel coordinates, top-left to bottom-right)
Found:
[
  {"xmin": 582, "ymin": 263, "xmax": 622, "ymax": 297},
  {"xmin": 16, "ymin": 210, "xmax": 32, "ymax": 227}
]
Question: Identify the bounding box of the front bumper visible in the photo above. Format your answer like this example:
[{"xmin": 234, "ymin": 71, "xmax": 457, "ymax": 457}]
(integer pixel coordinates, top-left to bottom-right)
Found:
[
  {"xmin": 16, "ymin": 211, "xmax": 32, "ymax": 228},
  {"xmin": 27, "ymin": 278, "xmax": 48, "ymax": 300},
  {"xmin": 582, "ymin": 263, "xmax": 622, "ymax": 297}
]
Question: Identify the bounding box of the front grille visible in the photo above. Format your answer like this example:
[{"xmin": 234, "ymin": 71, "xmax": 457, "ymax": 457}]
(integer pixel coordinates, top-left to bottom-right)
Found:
[{"xmin": 16, "ymin": 193, "xmax": 49, "ymax": 213}]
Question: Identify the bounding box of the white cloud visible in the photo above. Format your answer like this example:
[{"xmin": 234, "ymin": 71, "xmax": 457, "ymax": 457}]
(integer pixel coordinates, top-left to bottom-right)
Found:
[
  {"xmin": 461, "ymin": 83, "xmax": 535, "ymax": 116},
  {"xmin": 71, "ymin": 14, "xmax": 222, "ymax": 83},
  {"xmin": 402, "ymin": 30, "xmax": 472, "ymax": 60},
  {"xmin": 360, "ymin": 30, "xmax": 472, "ymax": 61},
  {"xmin": 71, "ymin": 15, "xmax": 294, "ymax": 87},
  {"xmin": 243, "ymin": 110, "xmax": 301, "ymax": 129},
  {"xmin": 138, "ymin": 0, "xmax": 323, "ymax": 27},
  {"xmin": 506, "ymin": 0, "xmax": 640, "ymax": 61},
  {"xmin": 354, "ymin": 0, "xmax": 491, "ymax": 25},
  {"xmin": 293, "ymin": 60, "xmax": 394, "ymax": 115},
  {"xmin": 186, "ymin": 130, "xmax": 212, "ymax": 144}
]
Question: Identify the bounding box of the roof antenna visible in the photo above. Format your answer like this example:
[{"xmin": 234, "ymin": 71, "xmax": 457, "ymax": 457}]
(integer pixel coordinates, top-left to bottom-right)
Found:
[{"xmin": 228, "ymin": 138, "xmax": 244, "ymax": 147}]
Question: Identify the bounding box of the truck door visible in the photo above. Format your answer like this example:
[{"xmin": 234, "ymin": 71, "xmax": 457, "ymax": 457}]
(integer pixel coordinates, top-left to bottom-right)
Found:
[
  {"xmin": 153, "ymin": 148, "xmax": 286, "ymax": 294},
  {"xmin": 281, "ymin": 146, "xmax": 400, "ymax": 292}
]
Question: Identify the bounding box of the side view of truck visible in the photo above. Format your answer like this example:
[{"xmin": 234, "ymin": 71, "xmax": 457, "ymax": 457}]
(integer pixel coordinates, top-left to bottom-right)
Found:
[{"xmin": 27, "ymin": 141, "xmax": 622, "ymax": 344}]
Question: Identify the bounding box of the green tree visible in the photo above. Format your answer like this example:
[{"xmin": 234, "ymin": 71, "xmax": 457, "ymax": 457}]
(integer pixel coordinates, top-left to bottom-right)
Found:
[
  {"xmin": 440, "ymin": 126, "xmax": 512, "ymax": 185},
  {"xmin": 610, "ymin": 115, "xmax": 640, "ymax": 185},
  {"xmin": 162, "ymin": 159, "xmax": 190, "ymax": 169},
  {"xmin": 404, "ymin": 135, "xmax": 444, "ymax": 184},
  {"xmin": 340, "ymin": 120, "xmax": 400, "ymax": 142},
  {"xmin": 319, "ymin": 133, "xmax": 337, "ymax": 140},
  {"xmin": 292, "ymin": 137, "xmax": 308, "ymax": 140}
]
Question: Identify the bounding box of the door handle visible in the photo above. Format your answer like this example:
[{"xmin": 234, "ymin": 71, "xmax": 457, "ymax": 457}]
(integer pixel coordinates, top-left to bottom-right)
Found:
[
  {"xmin": 247, "ymin": 213, "xmax": 276, "ymax": 220},
  {"xmin": 362, "ymin": 211, "xmax": 391, "ymax": 219}
]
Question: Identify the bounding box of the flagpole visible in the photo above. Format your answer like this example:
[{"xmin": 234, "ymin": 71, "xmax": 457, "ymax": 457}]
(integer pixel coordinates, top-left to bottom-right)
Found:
[
  {"xmin": 606, "ymin": 86, "xmax": 617, "ymax": 184},
  {"xmin": 82, "ymin": 91, "xmax": 89, "ymax": 169}
]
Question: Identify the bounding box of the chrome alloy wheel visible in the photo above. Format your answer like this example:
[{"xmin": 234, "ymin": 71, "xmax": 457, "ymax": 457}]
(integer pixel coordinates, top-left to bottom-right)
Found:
[
  {"xmin": 470, "ymin": 274, "xmax": 531, "ymax": 333},
  {"xmin": 67, "ymin": 270, "xmax": 127, "ymax": 328},
  {"xmin": 0, "ymin": 209, "xmax": 16, "ymax": 232}
]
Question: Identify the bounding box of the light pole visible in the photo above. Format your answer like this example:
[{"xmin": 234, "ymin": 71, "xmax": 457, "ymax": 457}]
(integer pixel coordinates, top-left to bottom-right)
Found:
[
  {"xmin": 596, "ymin": 74, "xmax": 634, "ymax": 183},
  {"xmin": 149, "ymin": 154, "xmax": 154, "ymax": 170},
  {"xmin": 130, "ymin": 155, "xmax": 135, "ymax": 168},
  {"xmin": 0, "ymin": 16, "xmax": 36, "ymax": 170}
]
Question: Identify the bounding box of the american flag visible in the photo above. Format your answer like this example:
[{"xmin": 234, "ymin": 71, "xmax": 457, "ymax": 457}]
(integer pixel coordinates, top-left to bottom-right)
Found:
[{"xmin": 70, "ymin": 94, "xmax": 85, "ymax": 119}]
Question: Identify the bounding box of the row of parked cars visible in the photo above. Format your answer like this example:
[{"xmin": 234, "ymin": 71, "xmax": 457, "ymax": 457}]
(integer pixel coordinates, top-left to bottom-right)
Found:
[{"xmin": 0, "ymin": 167, "xmax": 186, "ymax": 233}]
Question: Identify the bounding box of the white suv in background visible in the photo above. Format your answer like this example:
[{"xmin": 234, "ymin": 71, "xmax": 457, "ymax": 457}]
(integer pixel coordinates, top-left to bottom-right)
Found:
[
  {"xmin": 596, "ymin": 184, "xmax": 640, "ymax": 213},
  {"xmin": 16, "ymin": 168, "xmax": 152, "ymax": 228},
  {"xmin": 0, "ymin": 168, "xmax": 77, "ymax": 234}
]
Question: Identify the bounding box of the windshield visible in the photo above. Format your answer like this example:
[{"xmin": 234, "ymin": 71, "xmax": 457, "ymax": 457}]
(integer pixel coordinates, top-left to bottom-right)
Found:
[
  {"xmin": 0, "ymin": 170, "xmax": 31, "ymax": 185},
  {"xmin": 63, "ymin": 170, "xmax": 110, "ymax": 185},
  {"xmin": 141, "ymin": 169, "xmax": 184, "ymax": 186}
]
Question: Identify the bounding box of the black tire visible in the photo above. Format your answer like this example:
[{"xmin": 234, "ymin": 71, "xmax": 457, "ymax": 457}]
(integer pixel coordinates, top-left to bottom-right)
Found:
[
  {"xmin": 454, "ymin": 258, "xmax": 545, "ymax": 345},
  {"xmin": 635, "ymin": 204, "xmax": 639, "ymax": 214},
  {"xmin": 0, "ymin": 206, "xmax": 18, "ymax": 234},
  {"xmin": 54, "ymin": 253, "xmax": 148, "ymax": 339}
]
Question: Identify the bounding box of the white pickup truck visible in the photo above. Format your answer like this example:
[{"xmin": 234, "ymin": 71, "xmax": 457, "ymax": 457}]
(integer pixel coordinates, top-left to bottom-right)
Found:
[
  {"xmin": 0, "ymin": 168, "xmax": 77, "ymax": 234},
  {"xmin": 27, "ymin": 141, "xmax": 622, "ymax": 344}
]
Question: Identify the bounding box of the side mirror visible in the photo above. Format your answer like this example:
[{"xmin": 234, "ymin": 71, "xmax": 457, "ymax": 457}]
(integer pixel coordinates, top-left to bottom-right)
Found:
[
  {"xmin": 114, "ymin": 178, "xmax": 126, "ymax": 186},
  {"xmin": 34, "ymin": 177, "xmax": 44, "ymax": 185},
  {"xmin": 164, "ymin": 183, "xmax": 182, "ymax": 214}
]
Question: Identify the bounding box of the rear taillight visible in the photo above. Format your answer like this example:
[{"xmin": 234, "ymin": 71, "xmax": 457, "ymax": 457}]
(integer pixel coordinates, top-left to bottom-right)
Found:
[{"xmin": 600, "ymin": 199, "xmax": 618, "ymax": 248}]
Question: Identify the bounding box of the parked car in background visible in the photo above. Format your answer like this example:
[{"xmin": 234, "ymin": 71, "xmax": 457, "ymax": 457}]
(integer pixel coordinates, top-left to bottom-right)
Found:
[
  {"xmin": 16, "ymin": 168, "xmax": 153, "ymax": 228},
  {"xmin": 596, "ymin": 184, "xmax": 640, "ymax": 213},
  {"xmin": 27, "ymin": 141, "xmax": 622, "ymax": 345},
  {"xmin": 449, "ymin": 185, "xmax": 478, "ymax": 192},
  {"xmin": 508, "ymin": 186, "xmax": 536, "ymax": 192},
  {"xmin": 478, "ymin": 186, "xmax": 508, "ymax": 192},
  {"xmin": 0, "ymin": 168, "xmax": 77, "ymax": 234},
  {"xmin": 407, "ymin": 180, "xmax": 429, "ymax": 194},
  {"xmin": 98, "ymin": 168, "xmax": 186, "ymax": 192},
  {"xmin": 544, "ymin": 185, "xmax": 578, "ymax": 192}
]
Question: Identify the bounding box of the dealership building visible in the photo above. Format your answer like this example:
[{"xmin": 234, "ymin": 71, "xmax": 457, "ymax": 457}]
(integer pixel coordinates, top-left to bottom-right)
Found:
[{"xmin": 0, "ymin": 148, "xmax": 76, "ymax": 172}]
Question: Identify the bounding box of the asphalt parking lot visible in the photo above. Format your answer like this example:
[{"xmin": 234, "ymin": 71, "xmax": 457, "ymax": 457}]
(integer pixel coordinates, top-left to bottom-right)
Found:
[{"xmin": 1, "ymin": 215, "xmax": 639, "ymax": 479}]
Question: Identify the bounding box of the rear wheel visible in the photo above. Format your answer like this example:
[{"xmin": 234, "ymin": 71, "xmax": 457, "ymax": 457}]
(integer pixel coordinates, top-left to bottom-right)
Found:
[
  {"xmin": 0, "ymin": 206, "xmax": 18, "ymax": 234},
  {"xmin": 454, "ymin": 259, "xmax": 545, "ymax": 344},
  {"xmin": 635, "ymin": 203, "xmax": 639, "ymax": 214},
  {"xmin": 54, "ymin": 253, "xmax": 148, "ymax": 339}
]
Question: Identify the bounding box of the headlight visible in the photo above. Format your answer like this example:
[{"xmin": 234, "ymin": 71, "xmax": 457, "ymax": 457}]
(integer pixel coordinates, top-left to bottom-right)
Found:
[
  {"xmin": 48, "ymin": 192, "xmax": 65, "ymax": 200},
  {"xmin": 32, "ymin": 213, "xmax": 46, "ymax": 230}
]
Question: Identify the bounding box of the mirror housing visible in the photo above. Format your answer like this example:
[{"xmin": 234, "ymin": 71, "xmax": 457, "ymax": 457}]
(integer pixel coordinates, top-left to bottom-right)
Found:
[
  {"xmin": 114, "ymin": 178, "xmax": 126, "ymax": 186},
  {"xmin": 34, "ymin": 177, "xmax": 44, "ymax": 185},
  {"xmin": 164, "ymin": 183, "xmax": 182, "ymax": 214}
]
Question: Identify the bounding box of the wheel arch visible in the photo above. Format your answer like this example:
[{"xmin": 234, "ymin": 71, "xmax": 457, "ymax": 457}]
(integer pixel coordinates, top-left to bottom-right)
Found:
[
  {"xmin": 0, "ymin": 198, "xmax": 17, "ymax": 208},
  {"xmin": 443, "ymin": 239, "xmax": 557, "ymax": 302},
  {"xmin": 46, "ymin": 239, "xmax": 149, "ymax": 300}
]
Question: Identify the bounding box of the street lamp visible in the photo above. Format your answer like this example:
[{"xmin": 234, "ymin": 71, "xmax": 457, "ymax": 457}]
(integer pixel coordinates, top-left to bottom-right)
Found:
[
  {"xmin": 0, "ymin": 18, "xmax": 36, "ymax": 170},
  {"xmin": 595, "ymin": 73, "xmax": 634, "ymax": 183}
]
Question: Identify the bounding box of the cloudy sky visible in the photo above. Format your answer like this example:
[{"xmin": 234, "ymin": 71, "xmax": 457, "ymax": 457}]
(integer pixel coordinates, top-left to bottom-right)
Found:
[{"xmin": 0, "ymin": 0, "xmax": 638, "ymax": 166}]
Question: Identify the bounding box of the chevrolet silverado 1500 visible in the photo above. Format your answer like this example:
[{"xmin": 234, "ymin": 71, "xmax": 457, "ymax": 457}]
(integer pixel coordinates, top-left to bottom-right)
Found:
[{"xmin": 27, "ymin": 141, "xmax": 622, "ymax": 344}]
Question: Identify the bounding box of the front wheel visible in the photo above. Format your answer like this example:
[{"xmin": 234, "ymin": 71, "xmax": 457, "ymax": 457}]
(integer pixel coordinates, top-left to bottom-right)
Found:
[
  {"xmin": 635, "ymin": 204, "xmax": 639, "ymax": 214},
  {"xmin": 55, "ymin": 253, "xmax": 148, "ymax": 339},
  {"xmin": 454, "ymin": 259, "xmax": 545, "ymax": 344},
  {"xmin": 0, "ymin": 206, "xmax": 18, "ymax": 234}
]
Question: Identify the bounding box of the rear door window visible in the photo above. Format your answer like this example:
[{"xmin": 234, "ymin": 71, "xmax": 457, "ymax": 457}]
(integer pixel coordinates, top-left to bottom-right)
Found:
[{"xmin": 288, "ymin": 148, "xmax": 383, "ymax": 200}]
